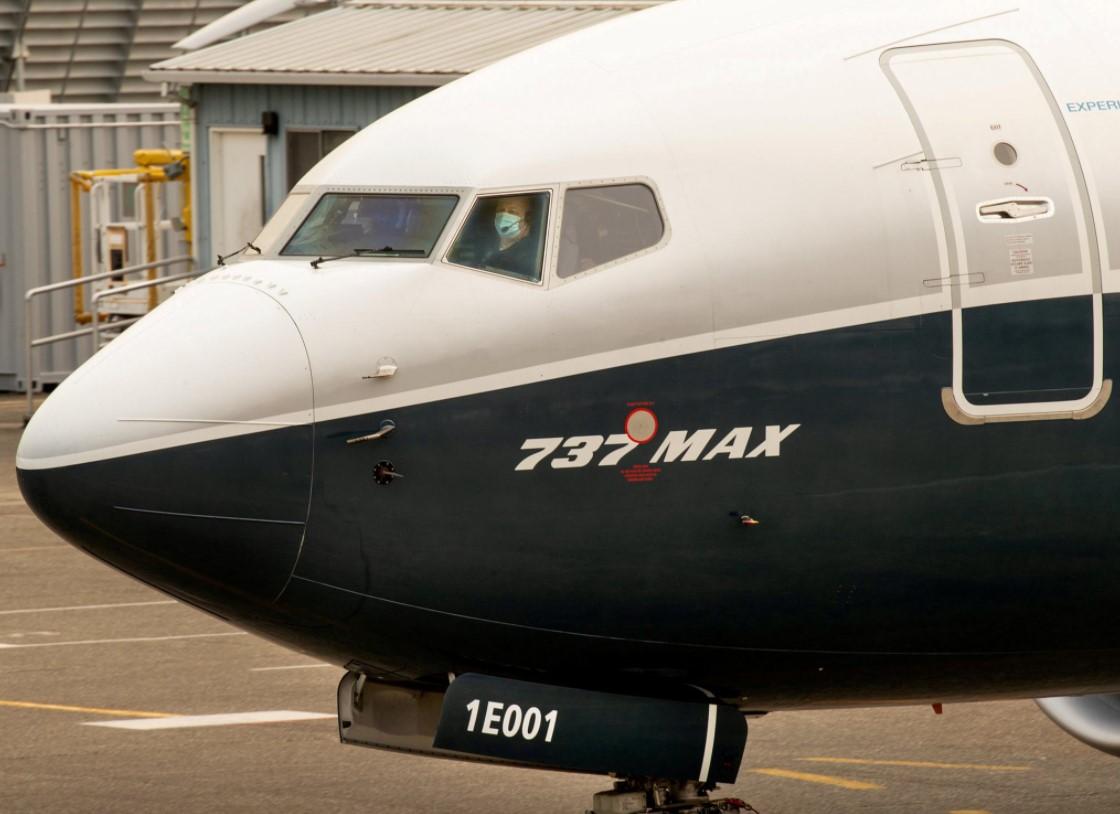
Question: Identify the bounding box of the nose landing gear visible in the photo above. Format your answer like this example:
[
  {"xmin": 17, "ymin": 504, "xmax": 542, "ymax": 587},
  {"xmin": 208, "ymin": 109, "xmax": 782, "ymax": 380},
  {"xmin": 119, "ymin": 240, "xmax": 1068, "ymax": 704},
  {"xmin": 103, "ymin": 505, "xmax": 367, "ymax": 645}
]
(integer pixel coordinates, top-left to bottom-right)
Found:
[{"xmin": 588, "ymin": 779, "xmax": 758, "ymax": 814}]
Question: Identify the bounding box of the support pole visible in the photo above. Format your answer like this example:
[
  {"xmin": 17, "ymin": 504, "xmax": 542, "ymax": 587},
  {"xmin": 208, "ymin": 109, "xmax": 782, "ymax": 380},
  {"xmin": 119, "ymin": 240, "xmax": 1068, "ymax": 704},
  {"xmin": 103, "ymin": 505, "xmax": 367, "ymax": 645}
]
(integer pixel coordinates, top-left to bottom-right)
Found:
[
  {"xmin": 24, "ymin": 297, "xmax": 33, "ymax": 424},
  {"xmin": 70, "ymin": 176, "xmax": 85, "ymax": 323},
  {"xmin": 144, "ymin": 179, "xmax": 157, "ymax": 311}
]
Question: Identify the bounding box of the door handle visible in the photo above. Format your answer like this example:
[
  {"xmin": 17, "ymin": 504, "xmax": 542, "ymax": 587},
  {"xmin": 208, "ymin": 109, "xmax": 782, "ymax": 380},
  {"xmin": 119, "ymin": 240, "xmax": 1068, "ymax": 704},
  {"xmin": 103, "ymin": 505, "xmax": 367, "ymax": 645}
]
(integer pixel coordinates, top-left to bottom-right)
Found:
[
  {"xmin": 347, "ymin": 419, "xmax": 396, "ymax": 445},
  {"xmin": 977, "ymin": 198, "xmax": 1052, "ymax": 221}
]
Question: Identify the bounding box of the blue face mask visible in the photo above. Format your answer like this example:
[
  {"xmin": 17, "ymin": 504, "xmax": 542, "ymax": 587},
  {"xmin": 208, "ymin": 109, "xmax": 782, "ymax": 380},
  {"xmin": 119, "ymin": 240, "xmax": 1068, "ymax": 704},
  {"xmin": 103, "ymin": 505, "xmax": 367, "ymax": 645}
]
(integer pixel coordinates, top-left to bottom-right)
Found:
[{"xmin": 495, "ymin": 212, "xmax": 523, "ymax": 239}]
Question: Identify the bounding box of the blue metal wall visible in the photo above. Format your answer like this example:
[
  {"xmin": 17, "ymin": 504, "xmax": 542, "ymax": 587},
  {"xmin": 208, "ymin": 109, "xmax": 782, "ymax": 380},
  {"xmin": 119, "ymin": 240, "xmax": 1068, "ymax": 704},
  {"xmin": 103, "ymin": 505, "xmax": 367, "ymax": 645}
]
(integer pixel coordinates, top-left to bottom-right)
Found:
[{"xmin": 193, "ymin": 82, "xmax": 433, "ymax": 264}]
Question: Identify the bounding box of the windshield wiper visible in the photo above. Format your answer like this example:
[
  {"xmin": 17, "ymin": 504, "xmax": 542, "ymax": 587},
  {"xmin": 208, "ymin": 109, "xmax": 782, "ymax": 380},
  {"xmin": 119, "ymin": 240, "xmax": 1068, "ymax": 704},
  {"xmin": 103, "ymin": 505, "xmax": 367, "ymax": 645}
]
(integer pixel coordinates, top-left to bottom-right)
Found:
[
  {"xmin": 309, "ymin": 247, "xmax": 426, "ymax": 269},
  {"xmin": 216, "ymin": 241, "xmax": 261, "ymax": 266},
  {"xmin": 365, "ymin": 246, "xmax": 427, "ymax": 257}
]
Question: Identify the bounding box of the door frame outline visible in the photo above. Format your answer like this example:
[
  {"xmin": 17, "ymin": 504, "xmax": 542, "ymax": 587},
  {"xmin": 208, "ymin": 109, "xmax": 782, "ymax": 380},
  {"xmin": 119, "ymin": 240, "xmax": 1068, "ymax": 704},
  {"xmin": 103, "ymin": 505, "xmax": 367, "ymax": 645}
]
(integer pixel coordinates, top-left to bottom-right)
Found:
[{"xmin": 881, "ymin": 38, "xmax": 1108, "ymax": 422}]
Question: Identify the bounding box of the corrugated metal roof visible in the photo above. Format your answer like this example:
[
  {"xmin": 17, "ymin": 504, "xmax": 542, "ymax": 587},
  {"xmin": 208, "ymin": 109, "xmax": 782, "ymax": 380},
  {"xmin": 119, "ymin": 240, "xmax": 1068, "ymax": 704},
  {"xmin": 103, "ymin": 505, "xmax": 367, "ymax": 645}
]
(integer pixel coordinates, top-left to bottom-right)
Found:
[
  {"xmin": 3, "ymin": 0, "xmax": 311, "ymax": 102},
  {"xmin": 145, "ymin": 1, "xmax": 667, "ymax": 85}
]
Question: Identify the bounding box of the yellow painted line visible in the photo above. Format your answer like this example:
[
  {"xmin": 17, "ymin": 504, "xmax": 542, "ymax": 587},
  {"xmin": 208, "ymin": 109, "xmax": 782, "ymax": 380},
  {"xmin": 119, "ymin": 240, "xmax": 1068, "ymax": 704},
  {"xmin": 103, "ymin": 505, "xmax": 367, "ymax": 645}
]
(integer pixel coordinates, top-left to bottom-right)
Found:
[
  {"xmin": 803, "ymin": 757, "xmax": 1030, "ymax": 772},
  {"xmin": 0, "ymin": 699, "xmax": 173, "ymax": 718},
  {"xmin": 749, "ymin": 768, "xmax": 883, "ymax": 790}
]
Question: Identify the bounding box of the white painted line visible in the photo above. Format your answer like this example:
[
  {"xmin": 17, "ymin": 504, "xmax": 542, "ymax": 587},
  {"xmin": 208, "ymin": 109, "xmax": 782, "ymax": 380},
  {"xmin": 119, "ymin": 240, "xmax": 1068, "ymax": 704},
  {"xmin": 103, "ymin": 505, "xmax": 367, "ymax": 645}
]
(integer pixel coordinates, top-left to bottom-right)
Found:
[
  {"xmin": 698, "ymin": 704, "xmax": 717, "ymax": 783},
  {"xmin": 0, "ymin": 632, "xmax": 246, "ymax": 649},
  {"xmin": 0, "ymin": 644, "xmax": 16, "ymax": 649},
  {"xmin": 250, "ymin": 663, "xmax": 333, "ymax": 672},
  {"xmin": 0, "ymin": 631, "xmax": 60, "ymax": 640},
  {"xmin": 85, "ymin": 710, "xmax": 334, "ymax": 730},
  {"xmin": 0, "ymin": 600, "xmax": 177, "ymax": 616},
  {"xmin": 117, "ymin": 418, "xmax": 300, "ymax": 426}
]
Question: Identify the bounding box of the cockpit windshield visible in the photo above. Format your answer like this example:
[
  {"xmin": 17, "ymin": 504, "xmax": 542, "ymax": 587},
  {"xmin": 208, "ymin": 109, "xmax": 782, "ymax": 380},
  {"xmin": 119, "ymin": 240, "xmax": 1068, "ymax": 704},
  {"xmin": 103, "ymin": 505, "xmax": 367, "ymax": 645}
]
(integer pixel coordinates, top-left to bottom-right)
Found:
[{"xmin": 281, "ymin": 193, "xmax": 459, "ymax": 258}]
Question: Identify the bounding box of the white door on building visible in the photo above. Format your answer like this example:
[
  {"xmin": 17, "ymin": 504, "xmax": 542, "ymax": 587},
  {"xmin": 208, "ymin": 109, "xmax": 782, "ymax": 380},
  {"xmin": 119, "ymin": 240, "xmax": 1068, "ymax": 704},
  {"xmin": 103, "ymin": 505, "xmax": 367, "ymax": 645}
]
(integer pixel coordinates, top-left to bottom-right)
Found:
[{"xmin": 210, "ymin": 129, "xmax": 267, "ymax": 258}]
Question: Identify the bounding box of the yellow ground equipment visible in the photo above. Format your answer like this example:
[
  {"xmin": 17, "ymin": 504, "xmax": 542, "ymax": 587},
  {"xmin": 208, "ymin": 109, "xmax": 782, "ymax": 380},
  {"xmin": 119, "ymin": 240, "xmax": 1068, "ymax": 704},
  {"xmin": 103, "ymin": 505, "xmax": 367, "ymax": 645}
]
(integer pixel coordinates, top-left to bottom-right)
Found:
[{"xmin": 69, "ymin": 149, "xmax": 192, "ymax": 325}]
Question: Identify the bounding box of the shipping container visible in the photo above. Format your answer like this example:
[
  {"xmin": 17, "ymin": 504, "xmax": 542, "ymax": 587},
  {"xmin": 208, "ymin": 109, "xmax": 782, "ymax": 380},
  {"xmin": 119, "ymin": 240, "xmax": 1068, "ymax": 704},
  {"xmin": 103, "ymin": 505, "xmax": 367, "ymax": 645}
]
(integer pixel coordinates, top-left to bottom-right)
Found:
[{"xmin": 0, "ymin": 101, "xmax": 184, "ymax": 393}]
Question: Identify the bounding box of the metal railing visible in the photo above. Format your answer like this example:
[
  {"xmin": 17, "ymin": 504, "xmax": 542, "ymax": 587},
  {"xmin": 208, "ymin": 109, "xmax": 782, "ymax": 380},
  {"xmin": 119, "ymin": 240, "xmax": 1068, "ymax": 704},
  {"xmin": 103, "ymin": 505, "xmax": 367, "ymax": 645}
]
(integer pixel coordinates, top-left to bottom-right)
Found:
[
  {"xmin": 90, "ymin": 270, "xmax": 199, "ymax": 349},
  {"xmin": 24, "ymin": 255, "xmax": 196, "ymax": 421}
]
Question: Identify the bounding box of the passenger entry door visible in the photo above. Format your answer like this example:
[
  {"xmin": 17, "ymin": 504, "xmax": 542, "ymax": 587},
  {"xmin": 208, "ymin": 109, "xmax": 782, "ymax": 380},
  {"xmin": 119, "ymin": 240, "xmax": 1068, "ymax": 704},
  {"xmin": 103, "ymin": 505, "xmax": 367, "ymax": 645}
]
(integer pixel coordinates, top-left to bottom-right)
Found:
[{"xmin": 882, "ymin": 40, "xmax": 1107, "ymax": 421}]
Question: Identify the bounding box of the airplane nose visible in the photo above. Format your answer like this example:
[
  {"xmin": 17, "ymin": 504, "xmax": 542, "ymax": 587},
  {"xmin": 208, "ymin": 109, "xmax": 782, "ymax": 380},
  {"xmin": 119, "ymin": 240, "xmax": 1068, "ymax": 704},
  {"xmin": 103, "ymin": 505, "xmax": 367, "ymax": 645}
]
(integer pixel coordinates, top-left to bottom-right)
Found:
[{"xmin": 16, "ymin": 277, "xmax": 314, "ymax": 604}]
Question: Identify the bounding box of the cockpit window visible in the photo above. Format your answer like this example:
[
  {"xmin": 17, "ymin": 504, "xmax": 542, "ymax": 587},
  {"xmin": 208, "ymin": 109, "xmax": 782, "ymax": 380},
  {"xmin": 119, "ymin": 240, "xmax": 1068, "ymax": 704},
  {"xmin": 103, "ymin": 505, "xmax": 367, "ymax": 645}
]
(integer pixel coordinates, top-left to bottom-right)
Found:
[
  {"xmin": 446, "ymin": 192, "xmax": 550, "ymax": 282},
  {"xmin": 253, "ymin": 192, "xmax": 308, "ymax": 253},
  {"xmin": 281, "ymin": 193, "xmax": 459, "ymax": 257},
  {"xmin": 557, "ymin": 184, "xmax": 664, "ymax": 278}
]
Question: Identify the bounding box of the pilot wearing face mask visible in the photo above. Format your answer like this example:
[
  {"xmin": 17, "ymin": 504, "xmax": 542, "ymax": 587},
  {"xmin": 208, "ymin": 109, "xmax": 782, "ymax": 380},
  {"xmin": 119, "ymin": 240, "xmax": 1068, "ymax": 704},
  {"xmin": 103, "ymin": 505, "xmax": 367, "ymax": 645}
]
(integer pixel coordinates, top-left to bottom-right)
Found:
[{"xmin": 483, "ymin": 195, "xmax": 537, "ymax": 279}]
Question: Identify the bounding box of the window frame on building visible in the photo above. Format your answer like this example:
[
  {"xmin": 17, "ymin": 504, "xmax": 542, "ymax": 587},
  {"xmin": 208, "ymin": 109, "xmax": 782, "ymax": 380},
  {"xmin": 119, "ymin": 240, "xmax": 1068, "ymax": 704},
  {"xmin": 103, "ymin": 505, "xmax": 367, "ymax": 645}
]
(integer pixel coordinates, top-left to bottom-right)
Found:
[{"xmin": 285, "ymin": 128, "xmax": 360, "ymax": 191}]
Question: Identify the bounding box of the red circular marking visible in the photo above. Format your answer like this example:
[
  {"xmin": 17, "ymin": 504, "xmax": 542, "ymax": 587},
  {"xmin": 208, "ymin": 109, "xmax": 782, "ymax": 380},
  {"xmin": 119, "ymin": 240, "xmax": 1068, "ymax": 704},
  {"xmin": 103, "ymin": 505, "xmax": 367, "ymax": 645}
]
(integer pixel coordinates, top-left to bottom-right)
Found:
[{"xmin": 624, "ymin": 407, "xmax": 658, "ymax": 445}]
